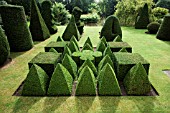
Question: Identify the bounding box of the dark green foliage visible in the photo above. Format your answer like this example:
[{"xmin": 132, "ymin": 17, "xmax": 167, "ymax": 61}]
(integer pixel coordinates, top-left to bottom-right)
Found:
[
  {"xmin": 78, "ymin": 59, "xmax": 97, "ymax": 77},
  {"xmin": 81, "ymin": 43, "xmax": 93, "ymax": 51},
  {"xmin": 135, "ymin": 3, "xmax": 150, "ymax": 29},
  {"xmin": 108, "ymin": 42, "xmax": 132, "ymax": 53},
  {"xmin": 84, "ymin": 37, "xmax": 93, "ymax": 47},
  {"xmin": 103, "ymin": 46, "xmax": 115, "ymax": 62},
  {"xmin": 62, "ymin": 15, "xmax": 80, "ymax": 41},
  {"xmin": 28, "ymin": 52, "xmax": 61, "ymax": 77},
  {"xmin": 119, "ymin": 47, "xmax": 128, "ymax": 53},
  {"xmin": 0, "ymin": 26, "xmax": 10, "ymax": 65},
  {"xmin": 29, "ymin": 0, "xmax": 50, "ymax": 41},
  {"xmin": 41, "ymin": 0, "xmax": 58, "ymax": 34},
  {"xmin": 100, "ymin": 15, "xmax": 122, "ymax": 41},
  {"xmin": 22, "ymin": 64, "xmax": 49, "ymax": 96},
  {"xmin": 62, "ymin": 45, "xmax": 72, "ymax": 57},
  {"xmin": 113, "ymin": 35, "xmax": 123, "ymax": 42},
  {"xmin": 68, "ymin": 41, "xmax": 79, "ymax": 53},
  {"xmin": 98, "ymin": 63, "xmax": 121, "ymax": 96},
  {"xmin": 93, "ymin": 51, "xmax": 103, "ymax": 66},
  {"xmin": 47, "ymin": 63, "xmax": 73, "ymax": 96},
  {"xmin": 76, "ymin": 66, "xmax": 96, "ymax": 96},
  {"xmin": 56, "ymin": 36, "xmax": 64, "ymax": 42},
  {"xmin": 0, "ymin": 5, "xmax": 34, "ymax": 52},
  {"xmin": 62, "ymin": 54, "xmax": 77, "ymax": 80},
  {"xmin": 156, "ymin": 15, "xmax": 170, "ymax": 40},
  {"xmin": 72, "ymin": 51, "xmax": 82, "ymax": 66},
  {"xmin": 147, "ymin": 22, "xmax": 160, "ymax": 34},
  {"xmin": 96, "ymin": 41, "xmax": 106, "ymax": 53},
  {"xmin": 70, "ymin": 35, "xmax": 80, "ymax": 49},
  {"xmin": 44, "ymin": 41, "xmax": 67, "ymax": 52},
  {"xmin": 123, "ymin": 62, "xmax": 151, "ymax": 95},
  {"xmin": 156, "ymin": 0, "xmax": 170, "ymax": 11},
  {"xmin": 100, "ymin": 36, "xmax": 107, "ymax": 46},
  {"xmin": 49, "ymin": 48, "xmax": 58, "ymax": 54},
  {"xmin": 115, "ymin": 52, "xmax": 150, "ymax": 81}
]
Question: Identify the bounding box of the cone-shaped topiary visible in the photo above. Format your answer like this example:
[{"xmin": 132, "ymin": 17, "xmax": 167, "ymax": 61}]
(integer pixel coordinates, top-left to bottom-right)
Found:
[
  {"xmin": 0, "ymin": 26, "xmax": 10, "ymax": 65},
  {"xmin": 68, "ymin": 41, "xmax": 79, "ymax": 53},
  {"xmin": 62, "ymin": 54, "xmax": 77, "ymax": 80},
  {"xmin": 41, "ymin": 0, "xmax": 58, "ymax": 34},
  {"xmin": 103, "ymin": 46, "xmax": 115, "ymax": 62},
  {"xmin": 49, "ymin": 47, "xmax": 58, "ymax": 54},
  {"xmin": 119, "ymin": 47, "xmax": 128, "ymax": 52},
  {"xmin": 56, "ymin": 36, "xmax": 64, "ymax": 42},
  {"xmin": 135, "ymin": 3, "xmax": 150, "ymax": 29},
  {"xmin": 101, "ymin": 36, "xmax": 108, "ymax": 46},
  {"xmin": 100, "ymin": 15, "xmax": 122, "ymax": 41},
  {"xmin": 81, "ymin": 43, "xmax": 93, "ymax": 51},
  {"xmin": 62, "ymin": 45, "xmax": 72, "ymax": 57},
  {"xmin": 123, "ymin": 62, "xmax": 151, "ymax": 95},
  {"xmin": 156, "ymin": 14, "xmax": 170, "ymax": 40},
  {"xmin": 76, "ymin": 66, "xmax": 96, "ymax": 96},
  {"xmin": 98, "ymin": 63, "xmax": 122, "ymax": 96},
  {"xmin": 62, "ymin": 15, "xmax": 80, "ymax": 41},
  {"xmin": 22, "ymin": 64, "xmax": 49, "ymax": 96},
  {"xmin": 78, "ymin": 59, "xmax": 98, "ymax": 77},
  {"xmin": 113, "ymin": 35, "xmax": 123, "ymax": 42},
  {"xmin": 84, "ymin": 37, "xmax": 93, "ymax": 47},
  {"xmin": 29, "ymin": 0, "xmax": 50, "ymax": 41},
  {"xmin": 47, "ymin": 63, "xmax": 73, "ymax": 96},
  {"xmin": 96, "ymin": 41, "xmax": 106, "ymax": 53},
  {"xmin": 0, "ymin": 5, "xmax": 34, "ymax": 52},
  {"xmin": 70, "ymin": 35, "xmax": 80, "ymax": 49}
]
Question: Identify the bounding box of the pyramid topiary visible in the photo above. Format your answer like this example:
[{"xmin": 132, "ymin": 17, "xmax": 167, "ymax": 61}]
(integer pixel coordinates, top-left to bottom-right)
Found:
[
  {"xmin": 81, "ymin": 43, "xmax": 93, "ymax": 51},
  {"xmin": 0, "ymin": 5, "xmax": 34, "ymax": 52},
  {"xmin": 84, "ymin": 37, "xmax": 93, "ymax": 47},
  {"xmin": 156, "ymin": 14, "xmax": 170, "ymax": 40},
  {"xmin": 103, "ymin": 46, "xmax": 115, "ymax": 62},
  {"xmin": 47, "ymin": 63, "xmax": 73, "ymax": 96},
  {"xmin": 68, "ymin": 41, "xmax": 79, "ymax": 53},
  {"xmin": 100, "ymin": 15, "xmax": 122, "ymax": 41},
  {"xmin": 76, "ymin": 66, "xmax": 96, "ymax": 96},
  {"xmin": 0, "ymin": 26, "xmax": 10, "ymax": 65},
  {"xmin": 123, "ymin": 62, "xmax": 151, "ymax": 95},
  {"xmin": 29, "ymin": 0, "xmax": 50, "ymax": 41},
  {"xmin": 62, "ymin": 15, "xmax": 80, "ymax": 41},
  {"xmin": 70, "ymin": 35, "xmax": 80, "ymax": 49},
  {"xmin": 135, "ymin": 3, "xmax": 150, "ymax": 29},
  {"xmin": 119, "ymin": 47, "xmax": 128, "ymax": 52},
  {"xmin": 62, "ymin": 45, "xmax": 72, "ymax": 57},
  {"xmin": 22, "ymin": 64, "xmax": 49, "ymax": 96},
  {"xmin": 78, "ymin": 59, "xmax": 98, "ymax": 77},
  {"xmin": 62, "ymin": 54, "xmax": 77, "ymax": 80},
  {"xmin": 98, "ymin": 63, "xmax": 122, "ymax": 96},
  {"xmin": 100, "ymin": 36, "xmax": 108, "ymax": 46},
  {"xmin": 113, "ymin": 35, "xmax": 123, "ymax": 42},
  {"xmin": 49, "ymin": 48, "xmax": 58, "ymax": 54},
  {"xmin": 56, "ymin": 36, "xmax": 64, "ymax": 42},
  {"xmin": 96, "ymin": 41, "xmax": 106, "ymax": 53},
  {"xmin": 41, "ymin": 0, "xmax": 58, "ymax": 34}
]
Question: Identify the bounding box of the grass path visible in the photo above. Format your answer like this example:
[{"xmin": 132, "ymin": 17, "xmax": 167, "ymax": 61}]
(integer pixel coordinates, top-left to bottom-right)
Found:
[{"xmin": 0, "ymin": 26, "xmax": 170, "ymax": 112}]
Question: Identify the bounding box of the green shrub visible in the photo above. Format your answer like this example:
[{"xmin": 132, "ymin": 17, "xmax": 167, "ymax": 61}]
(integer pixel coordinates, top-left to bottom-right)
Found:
[
  {"xmin": 80, "ymin": 13, "xmax": 100, "ymax": 24},
  {"xmin": 100, "ymin": 15, "xmax": 122, "ymax": 41},
  {"xmin": 47, "ymin": 63, "xmax": 73, "ymax": 96},
  {"xmin": 81, "ymin": 43, "xmax": 93, "ymax": 51},
  {"xmin": 108, "ymin": 42, "xmax": 132, "ymax": 53},
  {"xmin": 115, "ymin": 52, "xmax": 150, "ymax": 81},
  {"xmin": 103, "ymin": 46, "xmax": 115, "ymax": 62},
  {"xmin": 41, "ymin": 0, "xmax": 58, "ymax": 34},
  {"xmin": 62, "ymin": 45, "xmax": 72, "ymax": 58},
  {"xmin": 152, "ymin": 7, "xmax": 169, "ymax": 20},
  {"xmin": 62, "ymin": 15, "xmax": 80, "ymax": 41},
  {"xmin": 123, "ymin": 62, "xmax": 151, "ymax": 95},
  {"xmin": 84, "ymin": 37, "xmax": 93, "ymax": 47},
  {"xmin": 156, "ymin": 0, "xmax": 170, "ymax": 11},
  {"xmin": 156, "ymin": 14, "xmax": 170, "ymax": 40},
  {"xmin": 100, "ymin": 36, "xmax": 107, "ymax": 46},
  {"xmin": 147, "ymin": 22, "xmax": 160, "ymax": 34},
  {"xmin": 78, "ymin": 59, "xmax": 97, "ymax": 77},
  {"xmin": 22, "ymin": 64, "xmax": 49, "ymax": 96},
  {"xmin": 56, "ymin": 36, "xmax": 64, "ymax": 42},
  {"xmin": 113, "ymin": 35, "xmax": 123, "ymax": 42},
  {"xmin": 135, "ymin": 3, "xmax": 150, "ymax": 29},
  {"xmin": 62, "ymin": 54, "xmax": 77, "ymax": 80},
  {"xmin": 93, "ymin": 51, "xmax": 103, "ymax": 66},
  {"xmin": 96, "ymin": 41, "xmax": 106, "ymax": 53},
  {"xmin": 70, "ymin": 35, "xmax": 80, "ymax": 49},
  {"xmin": 0, "ymin": 26, "xmax": 10, "ymax": 65},
  {"xmin": 28, "ymin": 52, "xmax": 61, "ymax": 77},
  {"xmin": 49, "ymin": 48, "xmax": 58, "ymax": 54},
  {"xmin": 119, "ymin": 47, "xmax": 128, "ymax": 53},
  {"xmin": 0, "ymin": 5, "xmax": 34, "ymax": 51},
  {"xmin": 72, "ymin": 51, "xmax": 82, "ymax": 66},
  {"xmin": 29, "ymin": 0, "xmax": 50, "ymax": 41},
  {"xmin": 98, "ymin": 63, "xmax": 121, "ymax": 96},
  {"xmin": 75, "ymin": 66, "xmax": 96, "ymax": 96},
  {"xmin": 88, "ymin": 3, "xmax": 102, "ymax": 15},
  {"xmin": 68, "ymin": 41, "xmax": 79, "ymax": 53},
  {"xmin": 44, "ymin": 41, "xmax": 67, "ymax": 52}
]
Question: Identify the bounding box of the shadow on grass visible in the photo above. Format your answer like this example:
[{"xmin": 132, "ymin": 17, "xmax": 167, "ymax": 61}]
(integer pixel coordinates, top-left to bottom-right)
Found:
[
  {"xmin": 42, "ymin": 97, "xmax": 68, "ymax": 112},
  {"xmin": 12, "ymin": 97, "xmax": 42, "ymax": 113},
  {"xmin": 10, "ymin": 52, "xmax": 26, "ymax": 59},
  {"xmin": 164, "ymin": 41, "xmax": 170, "ymax": 46},
  {"xmin": 75, "ymin": 96, "xmax": 95, "ymax": 112},
  {"xmin": 99, "ymin": 96, "xmax": 120, "ymax": 113}
]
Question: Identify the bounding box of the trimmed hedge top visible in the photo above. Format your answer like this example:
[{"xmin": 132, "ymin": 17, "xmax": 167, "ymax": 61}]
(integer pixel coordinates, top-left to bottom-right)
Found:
[
  {"xmin": 81, "ymin": 43, "xmax": 93, "ymax": 51},
  {"xmin": 113, "ymin": 35, "xmax": 123, "ymax": 42},
  {"xmin": 84, "ymin": 37, "xmax": 93, "ymax": 47}
]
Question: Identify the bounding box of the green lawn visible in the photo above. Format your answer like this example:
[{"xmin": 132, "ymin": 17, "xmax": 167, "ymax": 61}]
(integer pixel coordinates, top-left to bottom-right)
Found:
[{"xmin": 0, "ymin": 26, "xmax": 170, "ymax": 112}]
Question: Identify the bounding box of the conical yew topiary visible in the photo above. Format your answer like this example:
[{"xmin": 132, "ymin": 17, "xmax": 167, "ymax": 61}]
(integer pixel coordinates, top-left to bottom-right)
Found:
[
  {"xmin": 84, "ymin": 37, "xmax": 93, "ymax": 47},
  {"xmin": 103, "ymin": 46, "xmax": 115, "ymax": 61},
  {"xmin": 22, "ymin": 64, "xmax": 49, "ymax": 96},
  {"xmin": 70, "ymin": 35, "xmax": 80, "ymax": 49},
  {"xmin": 68, "ymin": 41, "xmax": 79, "ymax": 53},
  {"xmin": 62, "ymin": 45, "xmax": 72, "ymax": 57},
  {"xmin": 47, "ymin": 63, "xmax": 73, "ymax": 96},
  {"xmin": 123, "ymin": 62, "xmax": 151, "ymax": 95},
  {"xmin": 96, "ymin": 41, "xmax": 106, "ymax": 53},
  {"xmin": 119, "ymin": 47, "xmax": 128, "ymax": 52},
  {"xmin": 101, "ymin": 36, "xmax": 107, "ymax": 46},
  {"xmin": 113, "ymin": 35, "xmax": 123, "ymax": 42},
  {"xmin": 81, "ymin": 43, "xmax": 93, "ymax": 51},
  {"xmin": 98, "ymin": 63, "xmax": 122, "ymax": 96},
  {"xmin": 56, "ymin": 36, "xmax": 64, "ymax": 42}
]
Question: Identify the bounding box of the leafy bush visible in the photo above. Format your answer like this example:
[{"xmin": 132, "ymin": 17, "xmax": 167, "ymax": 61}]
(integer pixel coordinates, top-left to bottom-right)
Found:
[
  {"xmin": 98, "ymin": 63, "xmax": 121, "ymax": 96},
  {"xmin": 88, "ymin": 3, "xmax": 102, "ymax": 15},
  {"xmin": 47, "ymin": 63, "xmax": 73, "ymax": 96},
  {"xmin": 0, "ymin": 5, "xmax": 34, "ymax": 51},
  {"xmin": 22, "ymin": 64, "xmax": 49, "ymax": 96},
  {"xmin": 0, "ymin": 26, "xmax": 10, "ymax": 65},
  {"xmin": 156, "ymin": 0, "xmax": 170, "ymax": 11},
  {"xmin": 123, "ymin": 62, "xmax": 151, "ymax": 95},
  {"xmin": 152, "ymin": 7, "xmax": 169, "ymax": 20},
  {"xmin": 52, "ymin": 2, "xmax": 69, "ymax": 25},
  {"xmin": 147, "ymin": 22, "xmax": 160, "ymax": 34},
  {"xmin": 80, "ymin": 13, "xmax": 100, "ymax": 23}
]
